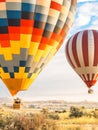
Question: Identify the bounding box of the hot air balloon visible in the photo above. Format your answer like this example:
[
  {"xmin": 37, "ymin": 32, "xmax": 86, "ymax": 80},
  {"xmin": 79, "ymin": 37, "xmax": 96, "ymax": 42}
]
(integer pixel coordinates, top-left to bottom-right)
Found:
[
  {"xmin": 65, "ymin": 30, "xmax": 98, "ymax": 94},
  {"xmin": 0, "ymin": 0, "xmax": 77, "ymax": 96}
]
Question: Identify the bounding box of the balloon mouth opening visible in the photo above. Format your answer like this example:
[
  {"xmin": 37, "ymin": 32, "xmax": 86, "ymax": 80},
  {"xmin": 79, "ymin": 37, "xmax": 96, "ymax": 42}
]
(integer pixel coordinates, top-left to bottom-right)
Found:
[
  {"xmin": 88, "ymin": 89, "xmax": 94, "ymax": 94},
  {"xmin": 85, "ymin": 80, "xmax": 97, "ymax": 88}
]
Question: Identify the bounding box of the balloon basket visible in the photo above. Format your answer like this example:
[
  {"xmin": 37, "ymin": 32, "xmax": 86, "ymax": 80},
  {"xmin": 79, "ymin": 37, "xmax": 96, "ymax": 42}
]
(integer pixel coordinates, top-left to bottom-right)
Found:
[
  {"xmin": 88, "ymin": 89, "xmax": 93, "ymax": 94},
  {"xmin": 13, "ymin": 103, "xmax": 21, "ymax": 109},
  {"xmin": 13, "ymin": 98, "xmax": 21, "ymax": 109}
]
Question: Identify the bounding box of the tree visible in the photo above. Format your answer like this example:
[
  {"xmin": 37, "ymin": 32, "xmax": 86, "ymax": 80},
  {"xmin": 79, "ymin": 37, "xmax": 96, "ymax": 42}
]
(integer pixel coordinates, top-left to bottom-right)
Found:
[{"xmin": 69, "ymin": 106, "xmax": 83, "ymax": 118}]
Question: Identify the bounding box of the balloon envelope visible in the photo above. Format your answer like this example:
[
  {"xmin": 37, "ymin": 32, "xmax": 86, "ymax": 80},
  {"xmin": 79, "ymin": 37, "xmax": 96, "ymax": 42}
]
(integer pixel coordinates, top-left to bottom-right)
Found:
[
  {"xmin": 65, "ymin": 30, "xmax": 98, "ymax": 89},
  {"xmin": 0, "ymin": 0, "xmax": 77, "ymax": 96}
]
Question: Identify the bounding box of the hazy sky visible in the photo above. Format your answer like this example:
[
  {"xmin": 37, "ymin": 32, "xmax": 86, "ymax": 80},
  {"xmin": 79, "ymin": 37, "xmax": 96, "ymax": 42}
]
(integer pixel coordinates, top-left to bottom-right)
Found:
[{"xmin": 1, "ymin": 0, "xmax": 98, "ymax": 102}]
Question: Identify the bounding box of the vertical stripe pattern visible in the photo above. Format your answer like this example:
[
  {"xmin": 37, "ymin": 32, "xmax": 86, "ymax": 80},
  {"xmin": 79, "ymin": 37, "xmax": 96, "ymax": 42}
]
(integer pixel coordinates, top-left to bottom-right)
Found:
[{"xmin": 65, "ymin": 30, "xmax": 98, "ymax": 88}]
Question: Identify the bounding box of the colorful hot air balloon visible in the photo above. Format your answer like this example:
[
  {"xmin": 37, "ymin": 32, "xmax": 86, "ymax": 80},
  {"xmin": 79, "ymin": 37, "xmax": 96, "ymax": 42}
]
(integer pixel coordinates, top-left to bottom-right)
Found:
[
  {"xmin": 65, "ymin": 30, "xmax": 98, "ymax": 93},
  {"xmin": 0, "ymin": 0, "xmax": 77, "ymax": 96}
]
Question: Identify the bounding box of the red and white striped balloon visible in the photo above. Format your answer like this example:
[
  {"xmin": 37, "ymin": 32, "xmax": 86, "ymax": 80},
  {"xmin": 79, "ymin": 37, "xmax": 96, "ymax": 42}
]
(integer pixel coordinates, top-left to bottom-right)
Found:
[{"xmin": 65, "ymin": 30, "xmax": 98, "ymax": 89}]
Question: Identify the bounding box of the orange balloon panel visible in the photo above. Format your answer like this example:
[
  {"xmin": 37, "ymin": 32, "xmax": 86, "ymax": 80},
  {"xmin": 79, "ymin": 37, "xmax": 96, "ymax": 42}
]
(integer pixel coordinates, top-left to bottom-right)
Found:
[{"xmin": 0, "ymin": 0, "xmax": 77, "ymax": 96}]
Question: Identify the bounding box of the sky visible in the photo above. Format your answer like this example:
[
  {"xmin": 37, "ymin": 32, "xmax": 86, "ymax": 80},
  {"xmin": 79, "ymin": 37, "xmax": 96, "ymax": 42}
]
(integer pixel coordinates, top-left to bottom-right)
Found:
[{"xmin": 1, "ymin": 0, "xmax": 98, "ymax": 102}]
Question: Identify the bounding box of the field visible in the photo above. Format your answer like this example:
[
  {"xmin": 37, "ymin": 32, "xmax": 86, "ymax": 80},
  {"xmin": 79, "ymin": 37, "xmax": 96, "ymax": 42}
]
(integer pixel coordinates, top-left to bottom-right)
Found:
[
  {"xmin": 0, "ymin": 102, "xmax": 98, "ymax": 130},
  {"xmin": 57, "ymin": 113, "xmax": 98, "ymax": 130}
]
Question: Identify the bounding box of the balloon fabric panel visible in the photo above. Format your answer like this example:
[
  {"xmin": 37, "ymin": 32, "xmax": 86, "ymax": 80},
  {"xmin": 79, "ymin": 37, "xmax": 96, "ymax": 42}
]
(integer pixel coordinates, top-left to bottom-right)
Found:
[
  {"xmin": 0, "ymin": 0, "xmax": 77, "ymax": 96},
  {"xmin": 65, "ymin": 30, "xmax": 98, "ymax": 89}
]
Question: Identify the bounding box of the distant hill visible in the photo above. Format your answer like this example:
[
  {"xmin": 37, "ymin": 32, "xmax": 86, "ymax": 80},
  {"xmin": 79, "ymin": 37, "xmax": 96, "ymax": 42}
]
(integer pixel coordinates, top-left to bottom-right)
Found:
[
  {"xmin": 0, "ymin": 97, "xmax": 12, "ymax": 104},
  {"xmin": 0, "ymin": 97, "xmax": 98, "ymax": 110},
  {"xmin": 23, "ymin": 100, "xmax": 98, "ymax": 110}
]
